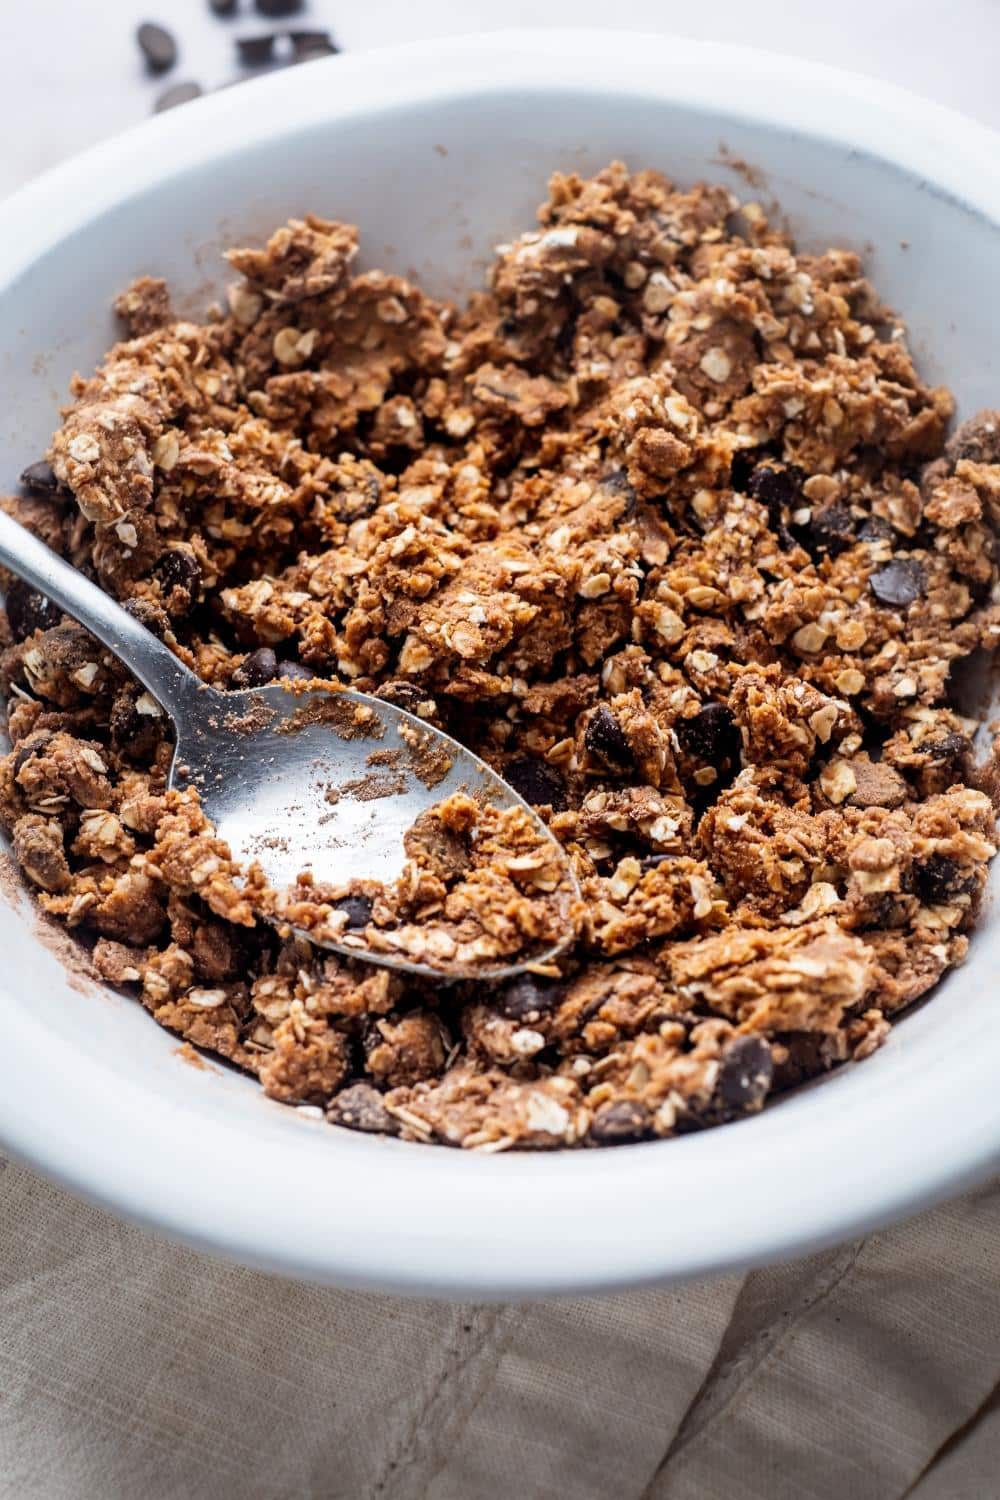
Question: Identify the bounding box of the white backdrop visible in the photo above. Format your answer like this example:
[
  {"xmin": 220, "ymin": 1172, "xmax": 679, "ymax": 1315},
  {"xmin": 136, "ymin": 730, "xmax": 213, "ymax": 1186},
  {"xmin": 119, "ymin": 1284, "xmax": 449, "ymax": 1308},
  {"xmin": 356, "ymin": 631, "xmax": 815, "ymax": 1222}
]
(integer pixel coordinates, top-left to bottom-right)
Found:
[{"xmin": 1, "ymin": 0, "xmax": 998, "ymax": 200}]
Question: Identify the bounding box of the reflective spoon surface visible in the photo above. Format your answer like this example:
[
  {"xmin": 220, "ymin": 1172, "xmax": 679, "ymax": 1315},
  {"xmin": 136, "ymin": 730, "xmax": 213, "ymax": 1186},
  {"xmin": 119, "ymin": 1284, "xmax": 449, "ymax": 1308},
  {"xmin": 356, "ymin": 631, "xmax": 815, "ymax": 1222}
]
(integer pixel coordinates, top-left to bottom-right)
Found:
[{"xmin": 0, "ymin": 512, "xmax": 578, "ymax": 980}]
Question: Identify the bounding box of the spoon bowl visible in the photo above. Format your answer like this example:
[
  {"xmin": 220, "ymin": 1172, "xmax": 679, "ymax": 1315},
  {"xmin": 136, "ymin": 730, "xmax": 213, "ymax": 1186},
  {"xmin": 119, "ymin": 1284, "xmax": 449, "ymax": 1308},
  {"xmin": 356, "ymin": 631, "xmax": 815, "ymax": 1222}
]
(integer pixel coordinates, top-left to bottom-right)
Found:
[{"xmin": 0, "ymin": 511, "xmax": 578, "ymax": 980}]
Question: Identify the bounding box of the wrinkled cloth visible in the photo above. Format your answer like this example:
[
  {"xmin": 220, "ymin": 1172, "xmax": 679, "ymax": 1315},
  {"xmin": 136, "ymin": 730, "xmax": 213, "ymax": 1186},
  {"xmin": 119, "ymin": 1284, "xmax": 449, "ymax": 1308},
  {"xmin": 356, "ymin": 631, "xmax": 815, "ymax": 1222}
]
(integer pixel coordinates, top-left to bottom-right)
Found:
[{"xmin": 0, "ymin": 1157, "xmax": 996, "ymax": 1499}]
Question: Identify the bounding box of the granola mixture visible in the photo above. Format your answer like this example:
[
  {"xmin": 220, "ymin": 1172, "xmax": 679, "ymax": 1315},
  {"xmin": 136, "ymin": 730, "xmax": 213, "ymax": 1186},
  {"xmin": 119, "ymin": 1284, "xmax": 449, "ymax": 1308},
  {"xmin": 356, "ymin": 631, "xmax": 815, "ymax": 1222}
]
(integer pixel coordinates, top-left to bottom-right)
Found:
[{"xmin": 2, "ymin": 162, "xmax": 999, "ymax": 1150}]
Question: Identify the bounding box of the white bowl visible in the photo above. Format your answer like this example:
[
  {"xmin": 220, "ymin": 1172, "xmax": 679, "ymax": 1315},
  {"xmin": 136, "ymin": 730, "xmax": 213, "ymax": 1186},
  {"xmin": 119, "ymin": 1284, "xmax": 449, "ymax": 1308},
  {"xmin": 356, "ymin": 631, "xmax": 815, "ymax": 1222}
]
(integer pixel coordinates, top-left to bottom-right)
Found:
[{"xmin": 1, "ymin": 30, "xmax": 998, "ymax": 1298}]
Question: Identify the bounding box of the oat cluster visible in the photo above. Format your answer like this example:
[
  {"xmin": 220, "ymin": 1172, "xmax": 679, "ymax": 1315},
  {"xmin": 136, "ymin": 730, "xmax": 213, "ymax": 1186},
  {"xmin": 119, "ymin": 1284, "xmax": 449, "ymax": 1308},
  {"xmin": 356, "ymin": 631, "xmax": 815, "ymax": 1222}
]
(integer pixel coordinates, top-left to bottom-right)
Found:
[{"xmin": 1, "ymin": 162, "xmax": 998, "ymax": 1150}]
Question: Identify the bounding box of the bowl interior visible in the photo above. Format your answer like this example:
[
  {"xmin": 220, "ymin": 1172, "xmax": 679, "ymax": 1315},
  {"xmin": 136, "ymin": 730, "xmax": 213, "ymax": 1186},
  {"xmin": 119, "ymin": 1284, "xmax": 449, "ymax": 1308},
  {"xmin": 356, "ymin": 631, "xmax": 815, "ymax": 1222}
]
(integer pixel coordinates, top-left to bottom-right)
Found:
[{"xmin": 0, "ymin": 37, "xmax": 998, "ymax": 1295}]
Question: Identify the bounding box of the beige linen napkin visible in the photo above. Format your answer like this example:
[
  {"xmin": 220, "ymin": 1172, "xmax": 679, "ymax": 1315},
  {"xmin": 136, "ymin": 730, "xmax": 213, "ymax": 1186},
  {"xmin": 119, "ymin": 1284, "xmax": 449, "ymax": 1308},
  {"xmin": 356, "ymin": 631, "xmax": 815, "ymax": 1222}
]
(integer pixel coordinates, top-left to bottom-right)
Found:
[{"xmin": 0, "ymin": 1157, "xmax": 997, "ymax": 1499}]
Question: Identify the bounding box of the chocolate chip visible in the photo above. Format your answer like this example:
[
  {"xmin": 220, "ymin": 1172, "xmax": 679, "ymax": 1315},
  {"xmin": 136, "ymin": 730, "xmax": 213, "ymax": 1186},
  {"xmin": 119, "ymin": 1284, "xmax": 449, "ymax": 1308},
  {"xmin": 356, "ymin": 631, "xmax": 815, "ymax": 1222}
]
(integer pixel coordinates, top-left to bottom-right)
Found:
[
  {"xmin": 275, "ymin": 660, "xmax": 314, "ymax": 682},
  {"xmin": 504, "ymin": 756, "xmax": 567, "ymax": 811},
  {"xmin": 231, "ymin": 647, "xmax": 278, "ymax": 688},
  {"xmin": 869, "ymin": 558, "xmax": 926, "ymax": 607},
  {"xmin": 717, "ymin": 1035, "xmax": 773, "ymax": 1112},
  {"xmin": 495, "ymin": 975, "xmax": 561, "ymax": 1022},
  {"xmin": 123, "ymin": 597, "xmax": 169, "ymax": 639},
  {"xmin": 209, "ymin": 0, "xmax": 238, "ymax": 14},
  {"xmin": 110, "ymin": 687, "xmax": 160, "ymax": 759},
  {"xmin": 289, "ymin": 29, "xmax": 339, "ymax": 60},
  {"xmin": 154, "ymin": 81, "xmax": 202, "ymax": 112},
  {"xmin": 589, "ymin": 1099, "xmax": 651, "ymax": 1144},
  {"xmin": 237, "ymin": 32, "xmax": 278, "ymax": 64},
  {"xmin": 747, "ymin": 461, "xmax": 804, "ymax": 511},
  {"xmin": 137, "ymin": 21, "xmax": 178, "ymax": 73},
  {"xmin": 675, "ymin": 702, "xmax": 740, "ymax": 765},
  {"xmin": 922, "ymin": 732, "xmax": 972, "ymax": 767},
  {"xmin": 334, "ymin": 895, "xmax": 373, "ymax": 931},
  {"xmin": 801, "ymin": 503, "xmax": 855, "ymax": 558},
  {"xmin": 585, "ymin": 704, "xmax": 634, "ymax": 768},
  {"xmin": 914, "ymin": 856, "xmax": 977, "ymax": 904},
  {"xmin": 13, "ymin": 731, "xmax": 53, "ymax": 776},
  {"xmin": 4, "ymin": 579, "xmax": 61, "ymax": 640},
  {"xmin": 154, "ymin": 548, "xmax": 202, "ymax": 602},
  {"xmin": 255, "ymin": 0, "xmax": 303, "ymax": 13},
  {"xmin": 858, "ymin": 516, "xmax": 895, "ymax": 545},
  {"xmin": 327, "ymin": 1083, "xmax": 399, "ymax": 1136},
  {"xmin": 730, "ymin": 449, "xmax": 761, "ymax": 492},
  {"xmin": 19, "ymin": 460, "xmax": 60, "ymax": 494}
]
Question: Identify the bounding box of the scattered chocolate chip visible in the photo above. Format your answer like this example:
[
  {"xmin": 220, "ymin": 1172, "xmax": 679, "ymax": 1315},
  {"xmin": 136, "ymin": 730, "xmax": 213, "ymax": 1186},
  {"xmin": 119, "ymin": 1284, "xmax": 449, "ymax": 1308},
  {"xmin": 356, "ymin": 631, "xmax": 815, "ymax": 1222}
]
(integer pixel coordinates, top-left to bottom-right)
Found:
[
  {"xmin": 914, "ymin": 855, "xmax": 977, "ymax": 904},
  {"xmin": 209, "ymin": 0, "xmax": 238, "ymax": 14},
  {"xmin": 504, "ymin": 756, "xmax": 567, "ymax": 810},
  {"xmin": 237, "ymin": 33, "xmax": 278, "ymax": 65},
  {"xmin": 231, "ymin": 646, "xmax": 278, "ymax": 688},
  {"xmin": 801, "ymin": 503, "xmax": 855, "ymax": 558},
  {"xmin": 254, "ymin": 0, "xmax": 303, "ymax": 13},
  {"xmin": 858, "ymin": 516, "xmax": 895, "ymax": 545},
  {"xmin": 153, "ymin": 548, "xmax": 202, "ymax": 604},
  {"xmin": 154, "ymin": 81, "xmax": 202, "ymax": 112},
  {"xmin": 137, "ymin": 21, "xmax": 178, "ymax": 73},
  {"xmin": 589, "ymin": 1099, "xmax": 651, "ymax": 1144},
  {"xmin": 327, "ymin": 1083, "xmax": 399, "ymax": 1136},
  {"xmin": 289, "ymin": 28, "xmax": 339, "ymax": 60},
  {"xmin": 675, "ymin": 702, "xmax": 740, "ymax": 766},
  {"xmin": 4, "ymin": 578, "xmax": 61, "ymax": 640},
  {"xmin": 333, "ymin": 895, "xmax": 373, "ymax": 931},
  {"xmin": 717, "ymin": 1035, "xmax": 773, "ymax": 1113},
  {"xmin": 12, "ymin": 730, "xmax": 53, "ymax": 776},
  {"xmin": 730, "ymin": 448, "xmax": 765, "ymax": 492},
  {"xmin": 585, "ymin": 704, "xmax": 634, "ymax": 768},
  {"xmin": 869, "ymin": 558, "xmax": 926, "ymax": 608},
  {"xmin": 19, "ymin": 460, "xmax": 60, "ymax": 494},
  {"xmin": 275, "ymin": 660, "xmax": 314, "ymax": 682},
  {"xmin": 495, "ymin": 975, "xmax": 561, "ymax": 1022},
  {"xmin": 123, "ymin": 597, "xmax": 169, "ymax": 639}
]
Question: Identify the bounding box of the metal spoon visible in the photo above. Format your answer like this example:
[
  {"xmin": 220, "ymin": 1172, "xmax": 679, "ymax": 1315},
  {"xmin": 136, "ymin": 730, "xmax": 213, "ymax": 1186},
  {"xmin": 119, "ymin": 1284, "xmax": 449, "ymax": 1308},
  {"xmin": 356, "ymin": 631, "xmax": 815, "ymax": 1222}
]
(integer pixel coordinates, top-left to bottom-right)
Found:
[{"xmin": 0, "ymin": 512, "xmax": 578, "ymax": 980}]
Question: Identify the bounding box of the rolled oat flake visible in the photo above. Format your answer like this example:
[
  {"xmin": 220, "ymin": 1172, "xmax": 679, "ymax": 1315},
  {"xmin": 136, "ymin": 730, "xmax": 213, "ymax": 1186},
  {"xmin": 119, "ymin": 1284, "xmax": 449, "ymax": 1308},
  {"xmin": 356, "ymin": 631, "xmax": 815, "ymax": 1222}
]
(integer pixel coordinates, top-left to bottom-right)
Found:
[{"xmin": 137, "ymin": 21, "xmax": 178, "ymax": 73}]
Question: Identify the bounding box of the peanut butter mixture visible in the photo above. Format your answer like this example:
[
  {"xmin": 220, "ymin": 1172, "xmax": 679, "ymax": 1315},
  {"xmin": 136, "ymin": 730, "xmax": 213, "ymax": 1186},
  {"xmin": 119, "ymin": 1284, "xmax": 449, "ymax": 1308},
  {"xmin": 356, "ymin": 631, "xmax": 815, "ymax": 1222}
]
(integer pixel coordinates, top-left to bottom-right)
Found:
[{"xmin": 2, "ymin": 162, "xmax": 998, "ymax": 1150}]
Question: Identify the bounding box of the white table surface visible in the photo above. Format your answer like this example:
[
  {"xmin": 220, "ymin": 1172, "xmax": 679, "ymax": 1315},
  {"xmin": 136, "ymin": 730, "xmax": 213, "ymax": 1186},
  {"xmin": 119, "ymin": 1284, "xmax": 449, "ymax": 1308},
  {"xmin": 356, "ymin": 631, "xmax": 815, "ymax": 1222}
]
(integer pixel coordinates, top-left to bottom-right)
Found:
[{"xmin": 0, "ymin": 0, "xmax": 997, "ymax": 201}]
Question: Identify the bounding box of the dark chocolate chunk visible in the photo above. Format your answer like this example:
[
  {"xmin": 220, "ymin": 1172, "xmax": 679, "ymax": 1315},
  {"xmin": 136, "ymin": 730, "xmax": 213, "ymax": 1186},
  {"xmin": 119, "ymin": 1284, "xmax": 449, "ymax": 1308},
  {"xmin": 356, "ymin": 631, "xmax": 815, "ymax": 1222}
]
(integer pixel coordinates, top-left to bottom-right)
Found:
[
  {"xmin": 717, "ymin": 1035, "xmax": 773, "ymax": 1112},
  {"xmin": 496, "ymin": 975, "xmax": 561, "ymax": 1022},
  {"xmin": 237, "ymin": 33, "xmax": 278, "ymax": 65},
  {"xmin": 231, "ymin": 646, "xmax": 278, "ymax": 688},
  {"xmin": 802, "ymin": 503, "xmax": 855, "ymax": 558},
  {"xmin": 123, "ymin": 597, "xmax": 169, "ymax": 639},
  {"xmin": 275, "ymin": 660, "xmax": 314, "ymax": 683},
  {"xmin": 858, "ymin": 516, "xmax": 895, "ymax": 545},
  {"xmin": 589, "ymin": 1099, "xmax": 651, "ymax": 1144},
  {"xmin": 4, "ymin": 578, "xmax": 61, "ymax": 640},
  {"xmin": 19, "ymin": 460, "xmax": 60, "ymax": 494},
  {"xmin": 914, "ymin": 855, "xmax": 977, "ymax": 904},
  {"xmin": 154, "ymin": 81, "xmax": 202, "ymax": 112},
  {"xmin": 922, "ymin": 732, "xmax": 972, "ymax": 767},
  {"xmin": 289, "ymin": 29, "xmax": 339, "ymax": 60},
  {"xmin": 254, "ymin": 0, "xmax": 303, "ymax": 13},
  {"xmin": 334, "ymin": 895, "xmax": 373, "ymax": 931},
  {"xmin": 327, "ymin": 1083, "xmax": 399, "ymax": 1136},
  {"xmin": 730, "ymin": 448, "xmax": 764, "ymax": 492},
  {"xmin": 110, "ymin": 686, "xmax": 161, "ymax": 759},
  {"xmin": 209, "ymin": 0, "xmax": 238, "ymax": 14},
  {"xmin": 13, "ymin": 731, "xmax": 53, "ymax": 777},
  {"xmin": 675, "ymin": 702, "xmax": 740, "ymax": 765},
  {"xmin": 154, "ymin": 547, "xmax": 202, "ymax": 602},
  {"xmin": 504, "ymin": 756, "xmax": 567, "ymax": 811},
  {"xmin": 869, "ymin": 558, "xmax": 926, "ymax": 607},
  {"xmin": 585, "ymin": 704, "xmax": 634, "ymax": 768},
  {"xmin": 747, "ymin": 461, "xmax": 804, "ymax": 511},
  {"xmin": 137, "ymin": 21, "xmax": 178, "ymax": 73}
]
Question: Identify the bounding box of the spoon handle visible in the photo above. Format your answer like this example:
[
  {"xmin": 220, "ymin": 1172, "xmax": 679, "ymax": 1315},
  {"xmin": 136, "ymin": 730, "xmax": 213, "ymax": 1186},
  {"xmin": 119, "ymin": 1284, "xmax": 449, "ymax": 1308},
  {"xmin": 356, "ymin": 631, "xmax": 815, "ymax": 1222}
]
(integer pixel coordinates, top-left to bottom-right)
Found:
[{"xmin": 0, "ymin": 510, "xmax": 205, "ymax": 722}]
